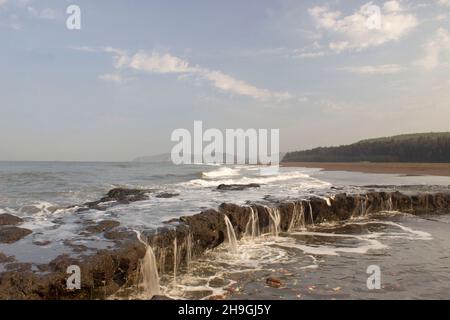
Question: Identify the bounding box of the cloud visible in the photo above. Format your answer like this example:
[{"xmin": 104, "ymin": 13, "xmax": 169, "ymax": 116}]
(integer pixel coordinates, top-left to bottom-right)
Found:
[
  {"xmin": 309, "ymin": 1, "xmax": 418, "ymax": 53},
  {"xmin": 416, "ymin": 28, "xmax": 450, "ymax": 69},
  {"xmin": 0, "ymin": 0, "xmax": 7, "ymax": 8},
  {"xmin": 339, "ymin": 64, "xmax": 405, "ymax": 75},
  {"xmin": 127, "ymin": 51, "xmax": 199, "ymax": 74},
  {"xmin": 437, "ymin": 0, "xmax": 450, "ymax": 6},
  {"xmin": 27, "ymin": 6, "xmax": 58, "ymax": 20},
  {"xmin": 98, "ymin": 73, "xmax": 128, "ymax": 84},
  {"xmin": 77, "ymin": 47, "xmax": 293, "ymax": 101}
]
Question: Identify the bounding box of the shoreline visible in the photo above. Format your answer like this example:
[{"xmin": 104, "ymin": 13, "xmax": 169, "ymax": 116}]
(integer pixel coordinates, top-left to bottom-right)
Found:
[{"xmin": 281, "ymin": 162, "xmax": 450, "ymax": 177}]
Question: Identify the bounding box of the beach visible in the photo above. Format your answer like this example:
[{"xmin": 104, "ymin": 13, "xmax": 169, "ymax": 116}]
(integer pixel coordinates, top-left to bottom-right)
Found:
[{"xmin": 282, "ymin": 162, "xmax": 450, "ymax": 177}]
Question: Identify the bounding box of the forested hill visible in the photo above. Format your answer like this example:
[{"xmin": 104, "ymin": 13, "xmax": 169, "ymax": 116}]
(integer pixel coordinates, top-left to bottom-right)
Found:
[{"xmin": 282, "ymin": 133, "xmax": 450, "ymax": 163}]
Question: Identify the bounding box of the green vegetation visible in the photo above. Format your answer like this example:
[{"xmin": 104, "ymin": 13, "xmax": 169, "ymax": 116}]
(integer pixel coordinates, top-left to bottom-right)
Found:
[{"xmin": 282, "ymin": 132, "xmax": 450, "ymax": 163}]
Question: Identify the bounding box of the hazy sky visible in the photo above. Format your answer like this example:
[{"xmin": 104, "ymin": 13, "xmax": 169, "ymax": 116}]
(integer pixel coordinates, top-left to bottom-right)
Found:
[{"xmin": 1, "ymin": 0, "xmax": 450, "ymax": 161}]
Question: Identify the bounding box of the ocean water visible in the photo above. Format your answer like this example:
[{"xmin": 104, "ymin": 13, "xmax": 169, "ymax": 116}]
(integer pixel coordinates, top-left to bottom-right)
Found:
[{"xmin": 1, "ymin": 161, "xmax": 450, "ymax": 299}]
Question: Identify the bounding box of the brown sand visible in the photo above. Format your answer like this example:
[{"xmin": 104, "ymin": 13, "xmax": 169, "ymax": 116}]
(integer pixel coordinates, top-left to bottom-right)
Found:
[{"xmin": 281, "ymin": 162, "xmax": 450, "ymax": 177}]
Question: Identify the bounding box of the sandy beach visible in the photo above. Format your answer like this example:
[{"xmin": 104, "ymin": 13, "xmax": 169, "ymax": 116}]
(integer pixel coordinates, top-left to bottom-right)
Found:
[{"xmin": 282, "ymin": 162, "xmax": 450, "ymax": 177}]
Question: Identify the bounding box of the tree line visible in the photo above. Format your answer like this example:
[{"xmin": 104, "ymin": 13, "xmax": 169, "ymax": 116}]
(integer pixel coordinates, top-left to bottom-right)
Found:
[{"xmin": 282, "ymin": 132, "xmax": 450, "ymax": 163}]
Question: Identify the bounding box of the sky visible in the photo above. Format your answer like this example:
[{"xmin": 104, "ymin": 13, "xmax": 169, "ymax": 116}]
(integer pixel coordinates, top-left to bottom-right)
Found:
[{"xmin": 0, "ymin": 0, "xmax": 449, "ymax": 161}]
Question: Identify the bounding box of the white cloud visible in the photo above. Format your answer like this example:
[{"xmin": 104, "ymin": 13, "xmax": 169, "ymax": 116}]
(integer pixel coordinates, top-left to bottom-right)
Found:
[
  {"xmin": 98, "ymin": 73, "xmax": 128, "ymax": 84},
  {"xmin": 437, "ymin": 0, "xmax": 450, "ymax": 6},
  {"xmin": 416, "ymin": 28, "xmax": 450, "ymax": 69},
  {"xmin": 27, "ymin": 6, "xmax": 58, "ymax": 20},
  {"xmin": 339, "ymin": 64, "xmax": 404, "ymax": 75},
  {"xmin": 309, "ymin": 1, "xmax": 418, "ymax": 53},
  {"xmin": 0, "ymin": 0, "xmax": 7, "ymax": 8},
  {"xmin": 203, "ymin": 70, "xmax": 291, "ymax": 100},
  {"xmin": 112, "ymin": 50, "xmax": 292, "ymax": 101},
  {"xmin": 73, "ymin": 46, "xmax": 294, "ymax": 101},
  {"xmin": 128, "ymin": 51, "xmax": 199, "ymax": 74}
]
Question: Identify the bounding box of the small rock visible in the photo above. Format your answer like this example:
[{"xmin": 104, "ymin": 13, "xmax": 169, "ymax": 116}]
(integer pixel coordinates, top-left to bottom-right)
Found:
[
  {"xmin": 0, "ymin": 226, "xmax": 32, "ymax": 244},
  {"xmin": 0, "ymin": 252, "xmax": 15, "ymax": 263},
  {"xmin": 217, "ymin": 183, "xmax": 261, "ymax": 191},
  {"xmin": 0, "ymin": 214, "xmax": 23, "ymax": 226},
  {"xmin": 151, "ymin": 295, "xmax": 174, "ymax": 300},
  {"xmin": 266, "ymin": 277, "xmax": 282, "ymax": 288},
  {"xmin": 208, "ymin": 295, "xmax": 226, "ymax": 300},
  {"xmin": 155, "ymin": 192, "xmax": 179, "ymax": 199},
  {"xmin": 85, "ymin": 220, "xmax": 120, "ymax": 234}
]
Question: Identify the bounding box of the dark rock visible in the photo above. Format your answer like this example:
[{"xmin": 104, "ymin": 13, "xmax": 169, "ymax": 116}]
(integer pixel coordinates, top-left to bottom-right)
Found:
[
  {"xmin": 0, "ymin": 252, "xmax": 15, "ymax": 264},
  {"xmin": 0, "ymin": 214, "xmax": 23, "ymax": 226},
  {"xmin": 155, "ymin": 192, "xmax": 179, "ymax": 199},
  {"xmin": 63, "ymin": 240, "xmax": 88, "ymax": 253},
  {"xmin": 4, "ymin": 263, "xmax": 32, "ymax": 272},
  {"xmin": 85, "ymin": 220, "xmax": 121, "ymax": 234},
  {"xmin": 151, "ymin": 295, "xmax": 174, "ymax": 300},
  {"xmin": 217, "ymin": 183, "xmax": 260, "ymax": 191},
  {"xmin": 104, "ymin": 230, "xmax": 134, "ymax": 241},
  {"xmin": 0, "ymin": 227, "xmax": 32, "ymax": 244},
  {"xmin": 76, "ymin": 188, "xmax": 151, "ymax": 212},
  {"xmin": 33, "ymin": 240, "xmax": 52, "ymax": 246}
]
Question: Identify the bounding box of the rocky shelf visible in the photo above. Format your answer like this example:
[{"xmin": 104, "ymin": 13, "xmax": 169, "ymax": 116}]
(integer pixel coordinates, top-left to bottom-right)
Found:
[{"xmin": 0, "ymin": 189, "xmax": 449, "ymax": 299}]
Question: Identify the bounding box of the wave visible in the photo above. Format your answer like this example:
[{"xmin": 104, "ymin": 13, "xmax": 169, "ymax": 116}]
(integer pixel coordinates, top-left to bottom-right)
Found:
[
  {"xmin": 201, "ymin": 167, "xmax": 240, "ymax": 179},
  {"xmin": 182, "ymin": 170, "xmax": 331, "ymax": 188}
]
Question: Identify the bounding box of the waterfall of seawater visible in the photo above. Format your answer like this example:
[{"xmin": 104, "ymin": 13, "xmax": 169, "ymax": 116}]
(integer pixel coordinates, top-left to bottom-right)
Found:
[
  {"xmin": 186, "ymin": 233, "xmax": 193, "ymax": 271},
  {"xmin": 266, "ymin": 207, "xmax": 281, "ymax": 237},
  {"xmin": 139, "ymin": 245, "xmax": 161, "ymax": 298},
  {"xmin": 133, "ymin": 230, "xmax": 161, "ymax": 299},
  {"xmin": 173, "ymin": 238, "xmax": 178, "ymax": 283},
  {"xmin": 308, "ymin": 201, "xmax": 314, "ymax": 226},
  {"xmin": 244, "ymin": 207, "xmax": 260, "ymax": 238},
  {"xmin": 388, "ymin": 196, "xmax": 394, "ymax": 211},
  {"xmin": 288, "ymin": 201, "xmax": 305, "ymax": 232},
  {"xmin": 224, "ymin": 216, "xmax": 238, "ymax": 253}
]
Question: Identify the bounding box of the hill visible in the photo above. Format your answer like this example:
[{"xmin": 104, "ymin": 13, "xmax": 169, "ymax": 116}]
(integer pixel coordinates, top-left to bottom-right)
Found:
[{"xmin": 282, "ymin": 132, "xmax": 450, "ymax": 163}]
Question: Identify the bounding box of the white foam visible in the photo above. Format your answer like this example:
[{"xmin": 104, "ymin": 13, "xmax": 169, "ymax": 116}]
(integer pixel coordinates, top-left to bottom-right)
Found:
[
  {"xmin": 202, "ymin": 167, "xmax": 240, "ymax": 179},
  {"xmin": 182, "ymin": 170, "xmax": 330, "ymax": 188}
]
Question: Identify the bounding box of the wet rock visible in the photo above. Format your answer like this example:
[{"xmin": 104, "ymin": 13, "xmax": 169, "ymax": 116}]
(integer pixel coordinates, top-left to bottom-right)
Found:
[
  {"xmin": 266, "ymin": 277, "xmax": 282, "ymax": 288},
  {"xmin": 33, "ymin": 240, "xmax": 52, "ymax": 246},
  {"xmin": 0, "ymin": 252, "xmax": 15, "ymax": 264},
  {"xmin": 76, "ymin": 188, "xmax": 152, "ymax": 212},
  {"xmin": 104, "ymin": 230, "xmax": 134, "ymax": 241},
  {"xmin": 208, "ymin": 295, "xmax": 226, "ymax": 300},
  {"xmin": 217, "ymin": 183, "xmax": 260, "ymax": 191},
  {"xmin": 103, "ymin": 188, "xmax": 151, "ymax": 203},
  {"xmin": 0, "ymin": 226, "xmax": 32, "ymax": 244},
  {"xmin": 151, "ymin": 295, "xmax": 174, "ymax": 300},
  {"xmin": 155, "ymin": 192, "xmax": 179, "ymax": 198},
  {"xmin": 4, "ymin": 263, "xmax": 32, "ymax": 272},
  {"xmin": 63, "ymin": 240, "xmax": 88, "ymax": 253},
  {"xmin": 0, "ymin": 214, "xmax": 23, "ymax": 226},
  {"xmin": 85, "ymin": 220, "xmax": 121, "ymax": 234}
]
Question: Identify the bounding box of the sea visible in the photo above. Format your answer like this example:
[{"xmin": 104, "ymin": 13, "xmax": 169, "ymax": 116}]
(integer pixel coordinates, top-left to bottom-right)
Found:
[{"xmin": 1, "ymin": 161, "xmax": 450, "ymax": 299}]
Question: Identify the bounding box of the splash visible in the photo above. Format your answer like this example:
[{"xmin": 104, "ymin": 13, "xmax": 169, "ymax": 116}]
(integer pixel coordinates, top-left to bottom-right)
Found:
[{"xmin": 224, "ymin": 216, "xmax": 238, "ymax": 253}]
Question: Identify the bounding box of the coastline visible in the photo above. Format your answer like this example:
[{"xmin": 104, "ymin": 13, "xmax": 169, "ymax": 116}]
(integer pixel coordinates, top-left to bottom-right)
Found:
[{"xmin": 281, "ymin": 162, "xmax": 450, "ymax": 177}]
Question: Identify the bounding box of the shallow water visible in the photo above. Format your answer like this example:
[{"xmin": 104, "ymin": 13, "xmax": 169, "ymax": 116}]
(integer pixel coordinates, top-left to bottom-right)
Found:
[{"xmin": 153, "ymin": 213, "xmax": 450, "ymax": 300}]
